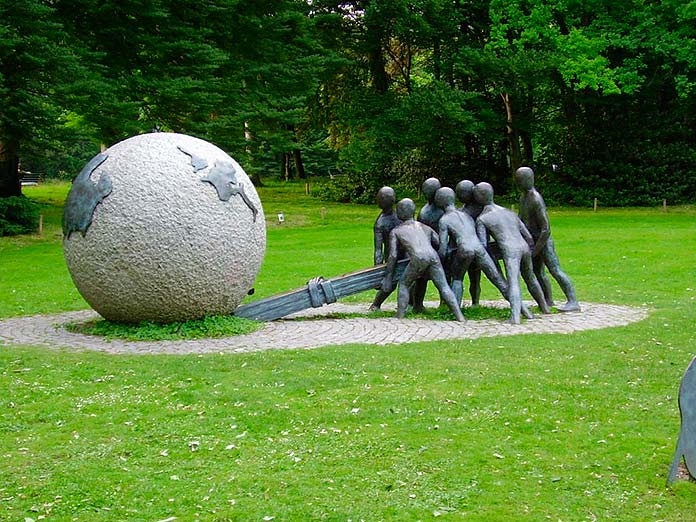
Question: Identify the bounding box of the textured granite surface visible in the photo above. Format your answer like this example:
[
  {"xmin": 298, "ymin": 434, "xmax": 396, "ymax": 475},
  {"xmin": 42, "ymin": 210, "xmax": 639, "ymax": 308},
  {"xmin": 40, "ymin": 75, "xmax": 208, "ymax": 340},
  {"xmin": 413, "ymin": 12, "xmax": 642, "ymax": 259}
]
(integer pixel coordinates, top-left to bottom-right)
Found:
[{"xmin": 63, "ymin": 133, "xmax": 266, "ymax": 322}]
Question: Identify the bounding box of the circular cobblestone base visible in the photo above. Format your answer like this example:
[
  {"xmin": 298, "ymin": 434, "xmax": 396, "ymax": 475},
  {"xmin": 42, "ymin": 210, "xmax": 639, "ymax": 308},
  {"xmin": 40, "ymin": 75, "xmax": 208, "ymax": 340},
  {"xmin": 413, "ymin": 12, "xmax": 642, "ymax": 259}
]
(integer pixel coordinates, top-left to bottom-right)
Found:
[{"xmin": 0, "ymin": 301, "xmax": 648, "ymax": 356}]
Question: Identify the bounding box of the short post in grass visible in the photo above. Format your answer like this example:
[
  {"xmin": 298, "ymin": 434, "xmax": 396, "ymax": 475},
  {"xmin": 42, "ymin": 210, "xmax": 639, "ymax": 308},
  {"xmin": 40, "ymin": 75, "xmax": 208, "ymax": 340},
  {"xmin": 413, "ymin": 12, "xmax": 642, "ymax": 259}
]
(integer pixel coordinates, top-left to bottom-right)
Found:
[
  {"xmin": 593, "ymin": 197, "xmax": 598, "ymax": 212},
  {"xmin": 663, "ymin": 199, "xmax": 667, "ymax": 212},
  {"xmin": 321, "ymin": 207, "xmax": 326, "ymax": 220}
]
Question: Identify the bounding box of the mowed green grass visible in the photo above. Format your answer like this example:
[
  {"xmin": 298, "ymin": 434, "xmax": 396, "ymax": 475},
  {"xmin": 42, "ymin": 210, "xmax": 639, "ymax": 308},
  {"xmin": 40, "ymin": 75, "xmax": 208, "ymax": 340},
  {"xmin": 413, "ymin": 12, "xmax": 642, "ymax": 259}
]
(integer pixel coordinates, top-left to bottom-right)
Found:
[{"xmin": 1, "ymin": 181, "xmax": 695, "ymax": 521}]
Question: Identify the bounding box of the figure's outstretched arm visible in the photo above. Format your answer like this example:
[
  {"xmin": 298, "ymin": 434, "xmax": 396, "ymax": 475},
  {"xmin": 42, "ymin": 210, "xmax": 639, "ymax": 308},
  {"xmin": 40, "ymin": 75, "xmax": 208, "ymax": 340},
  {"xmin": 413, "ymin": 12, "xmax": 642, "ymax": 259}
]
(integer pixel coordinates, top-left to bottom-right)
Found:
[
  {"xmin": 531, "ymin": 196, "xmax": 550, "ymax": 256},
  {"xmin": 374, "ymin": 221, "xmax": 384, "ymax": 265},
  {"xmin": 438, "ymin": 222, "xmax": 449, "ymax": 260},
  {"xmin": 519, "ymin": 219, "xmax": 534, "ymax": 250},
  {"xmin": 476, "ymin": 220, "xmax": 488, "ymax": 245},
  {"xmin": 381, "ymin": 231, "xmax": 399, "ymax": 292},
  {"xmin": 429, "ymin": 226, "xmax": 440, "ymax": 250}
]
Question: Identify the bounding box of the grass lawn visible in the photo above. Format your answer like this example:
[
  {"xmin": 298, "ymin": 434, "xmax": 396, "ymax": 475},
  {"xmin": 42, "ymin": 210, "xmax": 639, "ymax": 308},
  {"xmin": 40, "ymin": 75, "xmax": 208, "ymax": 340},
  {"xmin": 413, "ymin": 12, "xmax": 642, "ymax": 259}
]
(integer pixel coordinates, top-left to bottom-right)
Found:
[{"xmin": 1, "ymin": 180, "xmax": 695, "ymax": 521}]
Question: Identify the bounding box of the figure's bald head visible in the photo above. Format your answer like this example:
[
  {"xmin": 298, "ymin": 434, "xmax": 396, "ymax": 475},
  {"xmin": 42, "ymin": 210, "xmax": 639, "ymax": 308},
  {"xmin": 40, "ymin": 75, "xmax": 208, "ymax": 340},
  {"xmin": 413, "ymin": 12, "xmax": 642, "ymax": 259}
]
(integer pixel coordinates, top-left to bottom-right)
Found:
[
  {"xmin": 514, "ymin": 167, "xmax": 535, "ymax": 190},
  {"xmin": 396, "ymin": 198, "xmax": 416, "ymax": 221},
  {"xmin": 422, "ymin": 177, "xmax": 441, "ymax": 201},
  {"xmin": 473, "ymin": 182, "xmax": 494, "ymax": 205},
  {"xmin": 434, "ymin": 187, "xmax": 455, "ymax": 210},
  {"xmin": 376, "ymin": 186, "xmax": 396, "ymax": 210},
  {"xmin": 455, "ymin": 179, "xmax": 475, "ymax": 204}
]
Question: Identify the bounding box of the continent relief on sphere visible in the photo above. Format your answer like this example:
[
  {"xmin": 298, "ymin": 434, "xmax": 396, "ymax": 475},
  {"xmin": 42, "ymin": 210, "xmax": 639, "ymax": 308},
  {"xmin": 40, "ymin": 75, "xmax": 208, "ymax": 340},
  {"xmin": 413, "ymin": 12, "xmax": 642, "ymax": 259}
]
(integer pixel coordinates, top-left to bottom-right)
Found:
[
  {"xmin": 176, "ymin": 145, "xmax": 209, "ymax": 172},
  {"xmin": 62, "ymin": 153, "xmax": 111, "ymax": 239},
  {"xmin": 201, "ymin": 161, "xmax": 259, "ymax": 222},
  {"xmin": 177, "ymin": 145, "xmax": 258, "ymax": 222}
]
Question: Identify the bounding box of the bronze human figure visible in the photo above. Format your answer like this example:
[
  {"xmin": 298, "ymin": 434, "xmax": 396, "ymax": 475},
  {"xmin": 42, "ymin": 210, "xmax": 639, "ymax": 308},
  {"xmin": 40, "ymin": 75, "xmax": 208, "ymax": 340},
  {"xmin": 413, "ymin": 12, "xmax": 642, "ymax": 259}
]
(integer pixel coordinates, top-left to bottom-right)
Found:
[
  {"xmin": 455, "ymin": 179, "xmax": 483, "ymax": 304},
  {"xmin": 436, "ymin": 187, "xmax": 532, "ymax": 319},
  {"xmin": 474, "ymin": 182, "xmax": 551, "ymax": 324},
  {"xmin": 515, "ymin": 167, "xmax": 580, "ymax": 312},
  {"xmin": 382, "ymin": 198, "xmax": 465, "ymax": 322},
  {"xmin": 412, "ymin": 177, "xmax": 444, "ymax": 312},
  {"xmin": 369, "ymin": 186, "xmax": 403, "ymax": 311}
]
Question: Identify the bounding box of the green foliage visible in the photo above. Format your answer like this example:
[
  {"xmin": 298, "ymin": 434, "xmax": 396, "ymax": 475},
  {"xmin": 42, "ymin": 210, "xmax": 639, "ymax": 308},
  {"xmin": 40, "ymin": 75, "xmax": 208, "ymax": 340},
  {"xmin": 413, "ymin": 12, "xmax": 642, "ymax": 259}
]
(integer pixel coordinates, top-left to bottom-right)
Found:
[
  {"xmin": 2, "ymin": 0, "xmax": 696, "ymax": 203},
  {"xmin": 65, "ymin": 314, "xmax": 262, "ymax": 341},
  {"xmin": 0, "ymin": 196, "xmax": 40, "ymax": 236}
]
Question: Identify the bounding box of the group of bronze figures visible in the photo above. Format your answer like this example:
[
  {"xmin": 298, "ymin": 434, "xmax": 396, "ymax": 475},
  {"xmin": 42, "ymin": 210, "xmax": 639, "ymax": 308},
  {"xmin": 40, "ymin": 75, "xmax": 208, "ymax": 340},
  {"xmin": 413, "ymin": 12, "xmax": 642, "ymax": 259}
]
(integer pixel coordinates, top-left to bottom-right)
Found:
[{"xmin": 371, "ymin": 167, "xmax": 581, "ymax": 324}]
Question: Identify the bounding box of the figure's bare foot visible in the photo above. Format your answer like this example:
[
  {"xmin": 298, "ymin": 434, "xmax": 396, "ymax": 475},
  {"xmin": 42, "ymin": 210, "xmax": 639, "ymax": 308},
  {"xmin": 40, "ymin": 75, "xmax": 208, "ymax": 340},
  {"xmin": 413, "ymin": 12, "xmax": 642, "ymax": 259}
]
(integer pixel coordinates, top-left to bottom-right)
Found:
[
  {"xmin": 508, "ymin": 315, "xmax": 521, "ymax": 325},
  {"xmin": 521, "ymin": 303, "xmax": 534, "ymax": 320},
  {"xmin": 557, "ymin": 302, "xmax": 581, "ymax": 312},
  {"xmin": 411, "ymin": 305, "xmax": 425, "ymax": 314},
  {"xmin": 537, "ymin": 302, "xmax": 552, "ymax": 314},
  {"xmin": 368, "ymin": 304, "xmax": 380, "ymax": 312}
]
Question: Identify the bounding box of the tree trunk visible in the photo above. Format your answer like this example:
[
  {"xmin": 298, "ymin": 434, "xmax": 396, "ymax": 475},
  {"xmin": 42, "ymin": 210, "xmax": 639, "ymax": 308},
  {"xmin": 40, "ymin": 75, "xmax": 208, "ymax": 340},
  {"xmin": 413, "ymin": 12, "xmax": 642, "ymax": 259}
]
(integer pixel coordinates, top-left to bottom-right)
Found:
[
  {"xmin": 521, "ymin": 131, "xmax": 534, "ymax": 165},
  {"xmin": 365, "ymin": 5, "xmax": 389, "ymax": 95},
  {"xmin": 244, "ymin": 122, "xmax": 263, "ymax": 187},
  {"xmin": 502, "ymin": 93, "xmax": 522, "ymax": 171},
  {"xmin": 293, "ymin": 149, "xmax": 306, "ymax": 180},
  {"xmin": 282, "ymin": 153, "xmax": 293, "ymax": 181},
  {"xmin": 0, "ymin": 141, "xmax": 21, "ymax": 198}
]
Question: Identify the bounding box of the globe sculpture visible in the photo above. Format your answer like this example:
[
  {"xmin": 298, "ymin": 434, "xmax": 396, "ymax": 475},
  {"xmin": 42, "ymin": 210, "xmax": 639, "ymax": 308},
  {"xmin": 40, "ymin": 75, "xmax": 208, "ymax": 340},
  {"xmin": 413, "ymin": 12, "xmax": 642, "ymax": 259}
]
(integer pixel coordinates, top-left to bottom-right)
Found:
[{"xmin": 62, "ymin": 132, "xmax": 266, "ymax": 323}]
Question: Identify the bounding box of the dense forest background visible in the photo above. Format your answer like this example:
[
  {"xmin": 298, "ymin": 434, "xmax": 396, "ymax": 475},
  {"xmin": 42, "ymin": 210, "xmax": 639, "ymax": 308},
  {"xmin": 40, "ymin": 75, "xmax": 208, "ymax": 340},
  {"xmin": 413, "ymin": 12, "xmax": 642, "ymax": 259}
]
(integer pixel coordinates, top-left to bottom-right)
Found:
[{"xmin": 1, "ymin": 0, "xmax": 695, "ymax": 206}]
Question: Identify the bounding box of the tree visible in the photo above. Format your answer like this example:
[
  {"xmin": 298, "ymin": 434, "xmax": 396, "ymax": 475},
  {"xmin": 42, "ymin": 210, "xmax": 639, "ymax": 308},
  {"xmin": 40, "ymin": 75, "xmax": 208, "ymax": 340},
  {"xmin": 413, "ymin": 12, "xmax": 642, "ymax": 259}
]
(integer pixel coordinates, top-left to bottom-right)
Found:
[
  {"xmin": 0, "ymin": 0, "xmax": 81, "ymax": 197},
  {"xmin": 53, "ymin": 0, "xmax": 228, "ymax": 145}
]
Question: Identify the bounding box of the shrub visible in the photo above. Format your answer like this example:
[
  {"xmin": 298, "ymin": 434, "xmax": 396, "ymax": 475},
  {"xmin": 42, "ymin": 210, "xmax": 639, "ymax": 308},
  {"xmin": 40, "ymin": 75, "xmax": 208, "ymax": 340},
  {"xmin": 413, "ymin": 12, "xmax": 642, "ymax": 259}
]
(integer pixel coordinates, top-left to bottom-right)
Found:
[{"xmin": 0, "ymin": 196, "xmax": 40, "ymax": 236}]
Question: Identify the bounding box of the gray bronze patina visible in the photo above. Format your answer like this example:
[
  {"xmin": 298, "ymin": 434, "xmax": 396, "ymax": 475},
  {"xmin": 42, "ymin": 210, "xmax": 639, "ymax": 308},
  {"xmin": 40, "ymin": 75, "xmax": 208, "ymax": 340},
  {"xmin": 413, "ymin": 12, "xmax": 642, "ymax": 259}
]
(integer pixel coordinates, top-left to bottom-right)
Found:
[
  {"xmin": 369, "ymin": 186, "xmax": 403, "ymax": 311},
  {"xmin": 435, "ymin": 187, "xmax": 533, "ymax": 320},
  {"xmin": 177, "ymin": 146, "xmax": 209, "ymax": 172},
  {"xmin": 515, "ymin": 167, "xmax": 580, "ymax": 312},
  {"xmin": 382, "ymin": 198, "xmax": 465, "ymax": 321},
  {"xmin": 668, "ymin": 357, "xmax": 696, "ymax": 484},
  {"xmin": 62, "ymin": 153, "xmax": 112, "ymax": 239},
  {"xmin": 455, "ymin": 179, "xmax": 483, "ymax": 219},
  {"xmin": 455, "ymin": 179, "xmax": 483, "ymax": 305},
  {"xmin": 201, "ymin": 161, "xmax": 258, "ymax": 221},
  {"xmin": 412, "ymin": 177, "xmax": 444, "ymax": 312},
  {"xmin": 235, "ymin": 259, "xmax": 408, "ymax": 321},
  {"xmin": 474, "ymin": 182, "xmax": 550, "ymax": 324}
]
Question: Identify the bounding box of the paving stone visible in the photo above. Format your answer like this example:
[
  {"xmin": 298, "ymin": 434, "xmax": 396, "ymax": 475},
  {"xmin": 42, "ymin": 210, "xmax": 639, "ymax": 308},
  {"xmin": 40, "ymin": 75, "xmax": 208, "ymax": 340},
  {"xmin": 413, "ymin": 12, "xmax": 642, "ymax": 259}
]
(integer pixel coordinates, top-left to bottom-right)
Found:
[{"xmin": 0, "ymin": 301, "xmax": 649, "ymax": 355}]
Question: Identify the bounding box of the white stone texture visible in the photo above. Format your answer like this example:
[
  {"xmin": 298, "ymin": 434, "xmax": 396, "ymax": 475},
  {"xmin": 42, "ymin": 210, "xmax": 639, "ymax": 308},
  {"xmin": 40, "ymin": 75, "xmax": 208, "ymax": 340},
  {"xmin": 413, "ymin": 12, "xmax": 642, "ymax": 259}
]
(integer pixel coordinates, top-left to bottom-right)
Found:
[
  {"xmin": 62, "ymin": 133, "xmax": 266, "ymax": 322},
  {"xmin": 0, "ymin": 302, "xmax": 650, "ymax": 355}
]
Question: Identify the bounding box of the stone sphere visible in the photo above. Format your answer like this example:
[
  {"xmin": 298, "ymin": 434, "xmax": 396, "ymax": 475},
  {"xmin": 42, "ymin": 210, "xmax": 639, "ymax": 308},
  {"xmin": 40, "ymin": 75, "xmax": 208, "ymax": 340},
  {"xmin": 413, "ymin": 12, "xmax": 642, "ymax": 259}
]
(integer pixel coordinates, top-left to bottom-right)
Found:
[{"xmin": 62, "ymin": 133, "xmax": 266, "ymax": 323}]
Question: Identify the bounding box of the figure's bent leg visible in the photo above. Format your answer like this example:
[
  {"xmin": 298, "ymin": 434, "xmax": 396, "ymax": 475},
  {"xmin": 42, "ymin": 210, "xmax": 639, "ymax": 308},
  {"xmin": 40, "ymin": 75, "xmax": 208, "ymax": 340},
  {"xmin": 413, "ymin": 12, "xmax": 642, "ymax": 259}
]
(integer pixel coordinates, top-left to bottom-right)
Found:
[
  {"xmin": 543, "ymin": 240, "xmax": 580, "ymax": 312},
  {"xmin": 429, "ymin": 264, "xmax": 465, "ymax": 322},
  {"xmin": 450, "ymin": 252, "xmax": 471, "ymax": 308},
  {"xmin": 468, "ymin": 266, "xmax": 481, "ymax": 306},
  {"xmin": 477, "ymin": 250, "xmax": 508, "ymax": 297},
  {"xmin": 478, "ymin": 250, "xmax": 532, "ymax": 320},
  {"xmin": 369, "ymin": 287, "xmax": 392, "ymax": 312},
  {"xmin": 412, "ymin": 277, "xmax": 428, "ymax": 313},
  {"xmin": 502, "ymin": 256, "xmax": 522, "ymax": 324},
  {"xmin": 533, "ymin": 254, "xmax": 554, "ymax": 307},
  {"xmin": 523, "ymin": 254, "xmax": 551, "ymax": 314},
  {"xmin": 398, "ymin": 264, "xmax": 420, "ymax": 319},
  {"xmin": 397, "ymin": 282, "xmax": 411, "ymax": 319}
]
